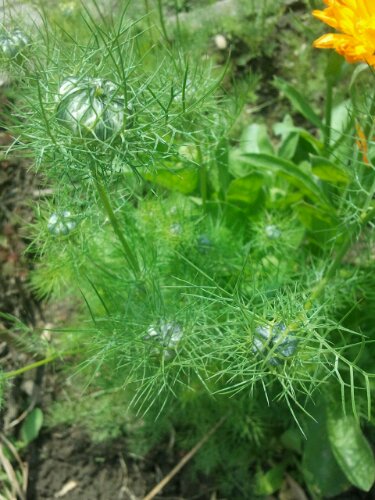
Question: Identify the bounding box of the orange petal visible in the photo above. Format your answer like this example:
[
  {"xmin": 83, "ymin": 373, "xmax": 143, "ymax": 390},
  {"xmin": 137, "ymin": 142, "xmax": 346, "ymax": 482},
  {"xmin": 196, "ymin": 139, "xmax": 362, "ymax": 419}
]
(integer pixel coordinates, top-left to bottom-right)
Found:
[
  {"xmin": 312, "ymin": 9, "xmax": 339, "ymax": 29},
  {"xmin": 313, "ymin": 33, "xmax": 340, "ymax": 48}
]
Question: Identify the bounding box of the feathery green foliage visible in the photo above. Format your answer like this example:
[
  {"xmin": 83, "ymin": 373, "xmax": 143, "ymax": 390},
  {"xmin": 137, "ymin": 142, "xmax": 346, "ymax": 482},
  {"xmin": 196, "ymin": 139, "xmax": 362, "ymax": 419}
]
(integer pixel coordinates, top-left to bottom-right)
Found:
[{"xmin": 2, "ymin": 0, "xmax": 375, "ymax": 497}]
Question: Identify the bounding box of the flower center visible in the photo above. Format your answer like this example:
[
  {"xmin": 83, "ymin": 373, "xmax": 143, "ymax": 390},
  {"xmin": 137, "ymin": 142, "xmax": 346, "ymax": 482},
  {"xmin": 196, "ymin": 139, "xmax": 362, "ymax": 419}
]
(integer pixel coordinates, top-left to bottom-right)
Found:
[{"xmin": 94, "ymin": 85, "xmax": 104, "ymax": 98}]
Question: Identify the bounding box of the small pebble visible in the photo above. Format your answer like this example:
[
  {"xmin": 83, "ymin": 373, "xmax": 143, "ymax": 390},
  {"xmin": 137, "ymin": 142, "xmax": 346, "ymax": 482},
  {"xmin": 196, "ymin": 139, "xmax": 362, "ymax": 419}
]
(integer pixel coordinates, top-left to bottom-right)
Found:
[{"xmin": 214, "ymin": 34, "xmax": 228, "ymax": 50}]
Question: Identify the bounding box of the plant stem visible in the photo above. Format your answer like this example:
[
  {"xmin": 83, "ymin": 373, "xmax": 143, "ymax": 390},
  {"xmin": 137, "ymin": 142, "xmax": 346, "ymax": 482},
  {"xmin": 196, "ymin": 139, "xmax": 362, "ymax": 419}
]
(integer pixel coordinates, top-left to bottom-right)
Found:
[
  {"xmin": 173, "ymin": 0, "xmax": 181, "ymax": 39},
  {"xmin": 93, "ymin": 173, "xmax": 140, "ymax": 277},
  {"xmin": 324, "ymin": 78, "xmax": 333, "ymax": 151},
  {"xmin": 157, "ymin": 0, "xmax": 170, "ymax": 45},
  {"xmin": 196, "ymin": 144, "xmax": 207, "ymax": 208},
  {"xmin": 144, "ymin": 0, "xmax": 153, "ymax": 35},
  {"xmin": 4, "ymin": 354, "xmax": 60, "ymax": 379},
  {"xmin": 4, "ymin": 347, "xmax": 86, "ymax": 379},
  {"xmin": 364, "ymin": 89, "xmax": 375, "ymax": 139}
]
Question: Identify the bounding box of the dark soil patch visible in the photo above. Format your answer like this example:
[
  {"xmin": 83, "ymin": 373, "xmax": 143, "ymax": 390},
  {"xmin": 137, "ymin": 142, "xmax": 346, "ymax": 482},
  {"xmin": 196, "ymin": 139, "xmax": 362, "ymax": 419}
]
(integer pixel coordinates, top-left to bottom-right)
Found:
[
  {"xmin": 25, "ymin": 424, "xmax": 216, "ymax": 499},
  {"xmin": 27, "ymin": 427, "xmax": 147, "ymax": 500},
  {"xmin": 0, "ymin": 134, "xmax": 40, "ymax": 328}
]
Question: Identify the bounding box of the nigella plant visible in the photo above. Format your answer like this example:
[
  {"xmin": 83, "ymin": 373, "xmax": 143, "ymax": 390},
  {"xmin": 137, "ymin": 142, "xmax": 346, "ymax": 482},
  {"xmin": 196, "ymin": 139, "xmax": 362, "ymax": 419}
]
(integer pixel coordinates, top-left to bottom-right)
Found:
[
  {"xmin": 55, "ymin": 76, "xmax": 134, "ymax": 141},
  {"xmin": 4, "ymin": 7, "xmax": 375, "ymax": 486},
  {"xmin": 47, "ymin": 211, "xmax": 76, "ymax": 236},
  {"xmin": 2, "ymin": 4, "xmax": 227, "ymax": 282},
  {"xmin": 145, "ymin": 321, "xmax": 183, "ymax": 358},
  {"xmin": 252, "ymin": 323, "xmax": 299, "ymax": 366},
  {"xmin": 264, "ymin": 225, "xmax": 281, "ymax": 240},
  {"xmin": 44, "ymin": 16, "xmax": 218, "ymax": 169},
  {"xmin": 10, "ymin": 10, "xmax": 225, "ymax": 182},
  {"xmin": 0, "ymin": 27, "xmax": 30, "ymax": 59}
]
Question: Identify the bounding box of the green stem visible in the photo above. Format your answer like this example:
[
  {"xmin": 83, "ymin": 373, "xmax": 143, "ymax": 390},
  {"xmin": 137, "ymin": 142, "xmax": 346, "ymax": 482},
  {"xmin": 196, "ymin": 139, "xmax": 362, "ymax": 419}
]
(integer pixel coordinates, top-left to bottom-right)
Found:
[
  {"xmin": 144, "ymin": 0, "xmax": 153, "ymax": 35},
  {"xmin": 4, "ymin": 354, "xmax": 60, "ymax": 379},
  {"xmin": 324, "ymin": 78, "xmax": 333, "ymax": 151},
  {"xmin": 173, "ymin": 0, "xmax": 181, "ymax": 38},
  {"xmin": 157, "ymin": 0, "xmax": 170, "ymax": 45},
  {"xmin": 196, "ymin": 144, "xmax": 207, "ymax": 208},
  {"xmin": 4, "ymin": 348, "xmax": 85, "ymax": 379},
  {"xmin": 36, "ymin": 78, "xmax": 57, "ymax": 146},
  {"xmin": 92, "ymin": 170, "xmax": 140, "ymax": 277},
  {"xmin": 364, "ymin": 89, "xmax": 375, "ymax": 139}
]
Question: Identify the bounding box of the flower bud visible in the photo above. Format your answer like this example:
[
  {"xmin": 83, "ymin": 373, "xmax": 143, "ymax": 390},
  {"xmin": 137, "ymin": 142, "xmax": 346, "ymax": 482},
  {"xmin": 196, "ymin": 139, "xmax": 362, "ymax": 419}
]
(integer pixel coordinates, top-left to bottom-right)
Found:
[
  {"xmin": 0, "ymin": 29, "xmax": 30, "ymax": 58},
  {"xmin": 47, "ymin": 211, "xmax": 76, "ymax": 236},
  {"xmin": 265, "ymin": 225, "xmax": 281, "ymax": 240},
  {"xmin": 252, "ymin": 322, "xmax": 298, "ymax": 366},
  {"xmin": 146, "ymin": 321, "xmax": 183, "ymax": 348}
]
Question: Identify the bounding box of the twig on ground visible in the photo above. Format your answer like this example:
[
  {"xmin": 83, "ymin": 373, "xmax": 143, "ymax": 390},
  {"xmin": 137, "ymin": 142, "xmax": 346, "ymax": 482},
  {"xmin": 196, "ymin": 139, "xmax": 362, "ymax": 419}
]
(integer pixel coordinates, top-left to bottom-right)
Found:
[
  {"xmin": 5, "ymin": 391, "xmax": 38, "ymax": 431},
  {"xmin": 0, "ymin": 433, "xmax": 28, "ymax": 500},
  {"xmin": 143, "ymin": 415, "xmax": 227, "ymax": 500},
  {"xmin": 31, "ymin": 188, "xmax": 54, "ymax": 198},
  {"xmin": 118, "ymin": 453, "xmax": 138, "ymax": 500}
]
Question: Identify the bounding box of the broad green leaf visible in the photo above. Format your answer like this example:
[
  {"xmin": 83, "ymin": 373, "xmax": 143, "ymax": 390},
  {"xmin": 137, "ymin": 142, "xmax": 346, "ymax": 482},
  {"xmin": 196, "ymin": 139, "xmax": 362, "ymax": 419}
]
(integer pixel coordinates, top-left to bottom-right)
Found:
[
  {"xmin": 241, "ymin": 153, "xmax": 331, "ymax": 207},
  {"xmin": 325, "ymin": 51, "xmax": 344, "ymax": 84},
  {"xmin": 330, "ymin": 100, "xmax": 352, "ymax": 145},
  {"xmin": 281, "ymin": 428, "xmax": 302, "ymax": 453},
  {"xmin": 350, "ymin": 63, "xmax": 369, "ymax": 89},
  {"xmin": 274, "ymin": 115, "xmax": 323, "ymax": 159},
  {"xmin": 296, "ymin": 202, "xmax": 339, "ymax": 247},
  {"xmin": 278, "ymin": 132, "xmax": 299, "ymax": 160},
  {"xmin": 254, "ymin": 465, "xmax": 284, "ymax": 495},
  {"xmin": 20, "ymin": 408, "xmax": 43, "ymax": 446},
  {"xmin": 273, "ymin": 114, "xmax": 295, "ymax": 140},
  {"xmin": 228, "ymin": 148, "xmax": 254, "ymax": 178},
  {"xmin": 302, "ymin": 410, "xmax": 349, "ymax": 498},
  {"xmin": 274, "ymin": 77, "xmax": 324, "ymax": 131},
  {"xmin": 240, "ymin": 123, "xmax": 274, "ymax": 155},
  {"xmin": 226, "ymin": 173, "xmax": 263, "ymax": 204},
  {"xmin": 297, "ymin": 202, "xmax": 337, "ymax": 226},
  {"xmin": 297, "ymin": 130, "xmax": 324, "ymax": 154},
  {"xmin": 327, "ymin": 410, "xmax": 375, "ymax": 491},
  {"xmin": 144, "ymin": 167, "xmax": 198, "ymax": 194},
  {"xmin": 311, "ymin": 155, "xmax": 350, "ymax": 184}
]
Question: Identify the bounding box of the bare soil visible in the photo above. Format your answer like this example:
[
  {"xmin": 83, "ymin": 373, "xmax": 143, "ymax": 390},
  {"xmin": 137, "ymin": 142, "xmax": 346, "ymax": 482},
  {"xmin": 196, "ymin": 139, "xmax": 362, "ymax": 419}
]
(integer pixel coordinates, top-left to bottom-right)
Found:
[{"xmin": 27, "ymin": 427, "xmax": 144, "ymax": 500}]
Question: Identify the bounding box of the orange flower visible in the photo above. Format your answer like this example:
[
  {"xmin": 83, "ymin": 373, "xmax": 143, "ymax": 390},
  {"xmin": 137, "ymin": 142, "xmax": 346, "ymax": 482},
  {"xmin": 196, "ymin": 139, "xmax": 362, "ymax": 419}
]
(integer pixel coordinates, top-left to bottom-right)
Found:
[{"xmin": 312, "ymin": 1, "xmax": 375, "ymax": 66}]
